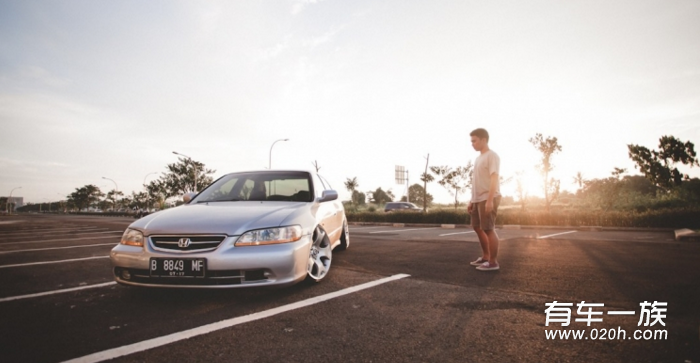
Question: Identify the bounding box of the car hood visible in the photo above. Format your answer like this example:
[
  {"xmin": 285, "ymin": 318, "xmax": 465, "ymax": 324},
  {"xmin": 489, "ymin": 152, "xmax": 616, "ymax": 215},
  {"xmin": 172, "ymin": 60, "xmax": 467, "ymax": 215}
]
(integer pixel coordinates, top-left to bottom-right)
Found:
[{"xmin": 130, "ymin": 201, "xmax": 309, "ymax": 236}]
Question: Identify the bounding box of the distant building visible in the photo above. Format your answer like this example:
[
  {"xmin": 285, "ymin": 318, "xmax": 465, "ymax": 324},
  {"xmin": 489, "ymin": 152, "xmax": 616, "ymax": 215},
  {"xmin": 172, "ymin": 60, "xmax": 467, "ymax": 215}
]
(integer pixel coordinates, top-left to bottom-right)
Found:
[{"xmin": 3, "ymin": 196, "xmax": 24, "ymax": 211}]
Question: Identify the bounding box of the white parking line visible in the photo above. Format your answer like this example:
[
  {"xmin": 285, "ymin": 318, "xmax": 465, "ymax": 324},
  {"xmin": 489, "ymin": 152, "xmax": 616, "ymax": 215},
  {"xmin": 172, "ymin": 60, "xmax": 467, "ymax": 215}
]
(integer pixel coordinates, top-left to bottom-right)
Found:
[
  {"xmin": 0, "ymin": 227, "xmax": 104, "ymax": 236},
  {"xmin": 3, "ymin": 230, "xmax": 122, "ymax": 241},
  {"xmin": 439, "ymin": 231, "xmax": 476, "ymax": 237},
  {"xmin": 0, "ymin": 243, "xmax": 117, "ymax": 254},
  {"xmin": 0, "ymin": 282, "xmax": 117, "ymax": 303},
  {"xmin": 537, "ymin": 231, "xmax": 578, "ymax": 239},
  {"xmin": 62, "ymin": 273, "xmax": 411, "ymax": 363},
  {"xmin": 1, "ymin": 235, "xmax": 121, "ymax": 246},
  {"xmin": 0, "ymin": 256, "xmax": 109, "ymax": 269},
  {"xmin": 369, "ymin": 227, "xmax": 438, "ymax": 234}
]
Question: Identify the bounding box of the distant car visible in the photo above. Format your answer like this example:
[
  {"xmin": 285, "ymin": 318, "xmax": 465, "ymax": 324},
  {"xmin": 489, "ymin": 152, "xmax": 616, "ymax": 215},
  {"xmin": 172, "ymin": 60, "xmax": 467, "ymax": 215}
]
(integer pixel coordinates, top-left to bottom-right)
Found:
[
  {"xmin": 110, "ymin": 170, "xmax": 349, "ymax": 288},
  {"xmin": 384, "ymin": 202, "xmax": 423, "ymax": 213}
]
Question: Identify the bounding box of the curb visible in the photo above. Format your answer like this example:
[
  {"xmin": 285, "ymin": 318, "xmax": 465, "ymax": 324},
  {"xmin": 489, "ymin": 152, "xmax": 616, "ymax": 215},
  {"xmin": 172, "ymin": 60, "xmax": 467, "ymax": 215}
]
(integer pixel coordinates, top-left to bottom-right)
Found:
[{"xmin": 348, "ymin": 221, "xmax": 677, "ymax": 233}]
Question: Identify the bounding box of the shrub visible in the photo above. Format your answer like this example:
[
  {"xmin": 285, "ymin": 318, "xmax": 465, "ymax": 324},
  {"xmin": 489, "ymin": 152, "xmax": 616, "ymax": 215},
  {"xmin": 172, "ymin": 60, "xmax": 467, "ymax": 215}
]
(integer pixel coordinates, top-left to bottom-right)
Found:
[{"xmin": 346, "ymin": 208, "xmax": 700, "ymax": 229}]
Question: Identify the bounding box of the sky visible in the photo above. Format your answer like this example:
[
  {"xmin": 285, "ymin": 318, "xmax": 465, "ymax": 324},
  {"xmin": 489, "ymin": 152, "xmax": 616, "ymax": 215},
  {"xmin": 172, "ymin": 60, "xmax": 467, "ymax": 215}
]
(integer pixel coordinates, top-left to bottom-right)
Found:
[{"xmin": 1, "ymin": 0, "xmax": 699, "ymax": 205}]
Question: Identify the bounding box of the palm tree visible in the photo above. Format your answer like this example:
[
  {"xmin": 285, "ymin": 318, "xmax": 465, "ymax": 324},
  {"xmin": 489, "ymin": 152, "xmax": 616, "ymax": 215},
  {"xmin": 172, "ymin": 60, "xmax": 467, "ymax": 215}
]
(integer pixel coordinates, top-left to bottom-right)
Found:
[
  {"xmin": 573, "ymin": 172, "xmax": 585, "ymax": 189},
  {"xmin": 344, "ymin": 177, "xmax": 359, "ymax": 206}
]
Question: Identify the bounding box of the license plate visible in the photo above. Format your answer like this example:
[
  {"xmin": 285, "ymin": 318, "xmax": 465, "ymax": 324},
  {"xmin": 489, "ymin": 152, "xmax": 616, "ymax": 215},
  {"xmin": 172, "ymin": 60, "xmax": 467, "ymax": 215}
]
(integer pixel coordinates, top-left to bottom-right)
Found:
[{"xmin": 149, "ymin": 258, "xmax": 206, "ymax": 277}]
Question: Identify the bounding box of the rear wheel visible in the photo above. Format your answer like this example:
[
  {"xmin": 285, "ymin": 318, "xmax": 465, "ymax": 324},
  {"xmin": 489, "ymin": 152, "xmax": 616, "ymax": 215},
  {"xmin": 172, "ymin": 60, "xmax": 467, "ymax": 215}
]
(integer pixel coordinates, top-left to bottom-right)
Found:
[{"xmin": 306, "ymin": 226, "xmax": 332, "ymax": 282}]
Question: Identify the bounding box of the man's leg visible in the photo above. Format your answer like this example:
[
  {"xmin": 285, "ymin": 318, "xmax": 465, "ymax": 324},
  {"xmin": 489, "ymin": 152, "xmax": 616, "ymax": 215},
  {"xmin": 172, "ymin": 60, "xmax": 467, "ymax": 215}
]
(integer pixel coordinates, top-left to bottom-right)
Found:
[
  {"xmin": 474, "ymin": 226, "xmax": 490, "ymax": 261},
  {"xmin": 471, "ymin": 202, "xmax": 489, "ymax": 261},
  {"xmin": 485, "ymin": 229, "xmax": 499, "ymax": 265}
]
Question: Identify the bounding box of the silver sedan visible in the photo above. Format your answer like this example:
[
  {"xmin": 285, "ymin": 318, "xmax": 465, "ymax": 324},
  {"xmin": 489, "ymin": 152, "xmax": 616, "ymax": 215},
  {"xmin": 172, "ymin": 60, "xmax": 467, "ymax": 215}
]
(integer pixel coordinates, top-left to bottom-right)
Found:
[{"xmin": 110, "ymin": 170, "xmax": 349, "ymax": 288}]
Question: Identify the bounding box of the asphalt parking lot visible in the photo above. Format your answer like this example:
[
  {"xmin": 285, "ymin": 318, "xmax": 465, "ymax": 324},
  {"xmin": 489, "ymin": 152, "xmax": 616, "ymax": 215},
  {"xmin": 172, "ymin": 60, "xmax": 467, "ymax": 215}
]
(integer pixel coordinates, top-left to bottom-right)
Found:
[{"xmin": 1, "ymin": 214, "xmax": 698, "ymax": 363}]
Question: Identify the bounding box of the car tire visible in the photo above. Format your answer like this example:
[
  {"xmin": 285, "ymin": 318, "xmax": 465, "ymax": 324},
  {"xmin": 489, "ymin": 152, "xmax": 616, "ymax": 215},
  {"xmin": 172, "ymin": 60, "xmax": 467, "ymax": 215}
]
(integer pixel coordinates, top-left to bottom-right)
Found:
[{"xmin": 306, "ymin": 226, "xmax": 332, "ymax": 283}]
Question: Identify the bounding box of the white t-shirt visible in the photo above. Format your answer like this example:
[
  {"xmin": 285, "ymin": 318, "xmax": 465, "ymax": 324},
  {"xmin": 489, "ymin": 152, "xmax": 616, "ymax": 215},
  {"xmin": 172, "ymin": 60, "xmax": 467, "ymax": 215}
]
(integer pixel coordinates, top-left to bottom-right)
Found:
[{"xmin": 471, "ymin": 150, "xmax": 501, "ymax": 203}]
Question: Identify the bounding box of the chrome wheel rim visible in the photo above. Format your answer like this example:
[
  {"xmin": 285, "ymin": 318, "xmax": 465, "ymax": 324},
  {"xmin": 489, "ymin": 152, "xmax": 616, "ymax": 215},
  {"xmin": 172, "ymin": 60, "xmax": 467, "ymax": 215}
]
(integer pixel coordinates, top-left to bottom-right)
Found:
[{"xmin": 307, "ymin": 227, "xmax": 332, "ymax": 281}]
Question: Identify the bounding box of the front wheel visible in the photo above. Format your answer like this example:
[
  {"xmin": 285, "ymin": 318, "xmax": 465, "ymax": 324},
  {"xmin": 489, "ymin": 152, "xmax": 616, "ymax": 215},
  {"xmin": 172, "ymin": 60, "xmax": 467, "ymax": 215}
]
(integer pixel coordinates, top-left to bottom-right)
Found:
[
  {"xmin": 336, "ymin": 221, "xmax": 350, "ymax": 251},
  {"xmin": 306, "ymin": 226, "xmax": 332, "ymax": 282}
]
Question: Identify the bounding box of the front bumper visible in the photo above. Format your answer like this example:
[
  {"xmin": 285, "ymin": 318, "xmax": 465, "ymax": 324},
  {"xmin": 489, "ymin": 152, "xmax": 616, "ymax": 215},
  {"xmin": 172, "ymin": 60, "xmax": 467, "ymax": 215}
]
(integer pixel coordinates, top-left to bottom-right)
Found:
[{"xmin": 110, "ymin": 234, "xmax": 312, "ymax": 288}]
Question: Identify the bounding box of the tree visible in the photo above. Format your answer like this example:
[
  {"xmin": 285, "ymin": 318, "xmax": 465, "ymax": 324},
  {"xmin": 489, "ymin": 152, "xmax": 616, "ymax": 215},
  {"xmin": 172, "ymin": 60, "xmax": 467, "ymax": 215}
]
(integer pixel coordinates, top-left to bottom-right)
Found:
[
  {"xmin": 628, "ymin": 135, "xmax": 699, "ymax": 192},
  {"xmin": 400, "ymin": 184, "xmax": 434, "ymax": 207},
  {"xmin": 573, "ymin": 172, "xmax": 585, "ymax": 190},
  {"xmin": 105, "ymin": 189, "xmax": 124, "ymax": 211},
  {"xmin": 529, "ymin": 133, "xmax": 562, "ymax": 211},
  {"xmin": 344, "ymin": 177, "xmax": 359, "ymax": 205},
  {"xmin": 579, "ymin": 168, "xmax": 628, "ymax": 210},
  {"xmin": 369, "ymin": 187, "xmax": 393, "ymax": 205},
  {"xmin": 146, "ymin": 179, "xmax": 168, "ymax": 210},
  {"xmin": 420, "ymin": 153, "xmax": 434, "ymax": 212},
  {"xmin": 68, "ymin": 185, "xmax": 104, "ymax": 211},
  {"xmin": 514, "ymin": 171, "xmax": 528, "ymax": 210},
  {"xmin": 430, "ymin": 162, "xmax": 473, "ymax": 209},
  {"xmin": 161, "ymin": 157, "xmax": 215, "ymax": 196},
  {"xmin": 351, "ymin": 190, "xmax": 366, "ymax": 205}
]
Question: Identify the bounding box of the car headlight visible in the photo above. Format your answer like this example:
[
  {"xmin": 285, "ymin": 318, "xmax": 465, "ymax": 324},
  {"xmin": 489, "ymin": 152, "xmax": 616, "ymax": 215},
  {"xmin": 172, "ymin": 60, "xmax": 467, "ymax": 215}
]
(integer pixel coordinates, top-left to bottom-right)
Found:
[
  {"xmin": 235, "ymin": 225, "xmax": 303, "ymax": 246},
  {"xmin": 120, "ymin": 228, "xmax": 145, "ymax": 247}
]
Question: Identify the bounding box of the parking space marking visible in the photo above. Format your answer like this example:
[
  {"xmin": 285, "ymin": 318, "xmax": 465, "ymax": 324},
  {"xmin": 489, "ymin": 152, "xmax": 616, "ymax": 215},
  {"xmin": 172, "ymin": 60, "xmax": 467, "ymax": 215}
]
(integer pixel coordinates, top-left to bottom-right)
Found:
[
  {"xmin": 0, "ymin": 227, "xmax": 104, "ymax": 236},
  {"xmin": 0, "ymin": 243, "xmax": 117, "ymax": 254},
  {"xmin": 1, "ymin": 236, "xmax": 120, "ymax": 246},
  {"xmin": 62, "ymin": 273, "xmax": 411, "ymax": 363},
  {"xmin": 0, "ymin": 282, "xmax": 117, "ymax": 303},
  {"xmin": 439, "ymin": 231, "xmax": 476, "ymax": 237},
  {"xmin": 537, "ymin": 231, "xmax": 578, "ymax": 239},
  {"xmin": 0, "ymin": 256, "xmax": 109, "ymax": 269},
  {"xmin": 3, "ymin": 230, "xmax": 122, "ymax": 241},
  {"xmin": 369, "ymin": 227, "xmax": 438, "ymax": 234}
]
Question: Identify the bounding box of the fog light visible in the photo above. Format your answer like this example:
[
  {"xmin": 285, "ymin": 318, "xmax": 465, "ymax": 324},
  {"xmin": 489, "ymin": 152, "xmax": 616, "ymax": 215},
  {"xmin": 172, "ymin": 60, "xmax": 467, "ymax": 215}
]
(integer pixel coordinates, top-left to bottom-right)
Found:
[{"xmin": 121, "ymin": 269, "xmax": 131, "ymax": 280}]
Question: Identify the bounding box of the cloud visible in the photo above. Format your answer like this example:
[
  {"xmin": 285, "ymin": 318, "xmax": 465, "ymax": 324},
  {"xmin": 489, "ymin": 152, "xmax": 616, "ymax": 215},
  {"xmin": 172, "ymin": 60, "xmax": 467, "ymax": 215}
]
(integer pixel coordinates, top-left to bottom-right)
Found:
[
  {"xmin": 16, "ymin": 65, "xmax": 73, "ymax": 87},
  {"xmin": 255, "ymin": 34, "xmax": 294, "ymax": 61},
  {"xmin": 302, "ymin": 25, "xmax": 345, "ymax": 48},
  {"xmin": 291, "ymin": 0, "xmax": 324, "ymax": 15}
]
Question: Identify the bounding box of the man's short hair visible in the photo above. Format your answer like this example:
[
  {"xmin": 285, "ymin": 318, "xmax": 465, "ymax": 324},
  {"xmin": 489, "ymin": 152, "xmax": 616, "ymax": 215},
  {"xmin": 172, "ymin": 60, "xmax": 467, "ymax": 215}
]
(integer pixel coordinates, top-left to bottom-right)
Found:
[{"xmin": 470, "ymin": 128, "xmax": 489, "ymax": 142}]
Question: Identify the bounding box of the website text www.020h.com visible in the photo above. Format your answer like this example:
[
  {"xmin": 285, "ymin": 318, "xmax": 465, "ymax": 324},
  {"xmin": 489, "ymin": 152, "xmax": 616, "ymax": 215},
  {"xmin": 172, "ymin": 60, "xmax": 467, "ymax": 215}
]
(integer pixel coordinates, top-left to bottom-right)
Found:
[
  {"xmin": 545, "ymin": 327, "xmax": 668, "ymax": 340},
  {"xmin": 543, "ymin": 300, "xmax": 668, "ymax": 341}
]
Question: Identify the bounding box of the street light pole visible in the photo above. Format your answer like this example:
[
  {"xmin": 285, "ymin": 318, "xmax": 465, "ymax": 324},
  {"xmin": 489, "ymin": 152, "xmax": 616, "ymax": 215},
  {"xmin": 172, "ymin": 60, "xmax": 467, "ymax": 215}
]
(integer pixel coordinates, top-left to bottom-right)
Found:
[
  {"xmin": 269, "ymin": 138, "xmax": 289, "ymax": 169},
  {"xmin": 173, "ymin": 151, "xmax": 197, "ymax": 192},
  {"xmin": 7, "ymin": 186, "xmax": 21, "ymax": 213},
  {"xmin": 143, "ymin": 172, "xmax": 158, "ymax": 187}
]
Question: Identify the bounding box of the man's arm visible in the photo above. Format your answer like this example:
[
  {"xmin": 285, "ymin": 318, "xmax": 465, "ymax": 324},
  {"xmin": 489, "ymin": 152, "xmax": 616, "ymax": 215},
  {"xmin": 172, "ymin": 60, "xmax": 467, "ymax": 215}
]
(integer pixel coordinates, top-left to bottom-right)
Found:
[{"xmin": 485, "ymin": 172, "xmax": 499, "ymax": 213}]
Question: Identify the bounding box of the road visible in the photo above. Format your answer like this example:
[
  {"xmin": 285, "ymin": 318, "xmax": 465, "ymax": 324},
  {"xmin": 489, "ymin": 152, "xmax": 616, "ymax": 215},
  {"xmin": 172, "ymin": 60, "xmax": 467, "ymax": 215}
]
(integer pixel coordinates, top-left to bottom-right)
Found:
[{"xmin": 0, "ymin": 214, "xmax": 698, "ymax": 362}]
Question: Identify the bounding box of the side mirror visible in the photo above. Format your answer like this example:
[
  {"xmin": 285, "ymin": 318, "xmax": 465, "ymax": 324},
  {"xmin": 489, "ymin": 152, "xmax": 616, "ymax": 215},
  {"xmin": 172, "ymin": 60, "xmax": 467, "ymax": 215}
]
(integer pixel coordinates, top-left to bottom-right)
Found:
[
  {"xmin": 183, "ymin": 192, "xmax": 197, "ymax": 203},
  {"xmin": 317, "ymin": 190, "xmax": 338, "ymax": 203}
]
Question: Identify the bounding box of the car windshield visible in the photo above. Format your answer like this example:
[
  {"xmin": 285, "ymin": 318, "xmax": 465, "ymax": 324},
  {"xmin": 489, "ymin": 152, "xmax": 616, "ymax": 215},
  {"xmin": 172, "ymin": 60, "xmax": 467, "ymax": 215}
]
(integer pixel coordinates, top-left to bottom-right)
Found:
[{"xmin": 192, "ymin": 171, "xmax": 313, "ymax": 203}]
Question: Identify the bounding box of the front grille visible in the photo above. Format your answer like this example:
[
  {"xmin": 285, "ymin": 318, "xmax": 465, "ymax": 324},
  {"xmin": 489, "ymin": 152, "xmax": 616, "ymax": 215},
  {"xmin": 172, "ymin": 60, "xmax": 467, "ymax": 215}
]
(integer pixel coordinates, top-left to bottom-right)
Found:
[{"xmin": 150, "ymin": 235, "xmax": 226, "ymax": 253}]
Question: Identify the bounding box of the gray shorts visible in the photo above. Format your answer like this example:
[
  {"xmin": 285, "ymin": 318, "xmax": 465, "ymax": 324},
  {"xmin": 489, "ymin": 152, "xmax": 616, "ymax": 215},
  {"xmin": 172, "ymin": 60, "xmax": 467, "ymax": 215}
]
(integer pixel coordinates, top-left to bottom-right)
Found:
[{"xmin": 470, "ymin": 197, "xmax": 500, "ymax": 231}]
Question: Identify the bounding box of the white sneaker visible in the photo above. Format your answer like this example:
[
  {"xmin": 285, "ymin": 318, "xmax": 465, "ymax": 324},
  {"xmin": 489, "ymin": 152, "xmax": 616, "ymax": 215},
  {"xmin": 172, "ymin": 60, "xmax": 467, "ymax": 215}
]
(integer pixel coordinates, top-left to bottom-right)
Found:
[
  {"xmin": 470, "ymin": 257, "xmax": 487, "ymax": 266},
  {"xmin": 476, "ymin": 262, "xmax": 500, "ymax": 271}
]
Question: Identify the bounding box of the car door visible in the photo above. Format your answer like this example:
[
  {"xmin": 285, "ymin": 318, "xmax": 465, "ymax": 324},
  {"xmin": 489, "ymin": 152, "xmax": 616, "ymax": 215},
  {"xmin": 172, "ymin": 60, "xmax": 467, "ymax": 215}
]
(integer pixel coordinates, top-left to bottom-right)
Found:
[{"xmin": 315, "ymin": 174, "xmax": 343, "ymax": 243}]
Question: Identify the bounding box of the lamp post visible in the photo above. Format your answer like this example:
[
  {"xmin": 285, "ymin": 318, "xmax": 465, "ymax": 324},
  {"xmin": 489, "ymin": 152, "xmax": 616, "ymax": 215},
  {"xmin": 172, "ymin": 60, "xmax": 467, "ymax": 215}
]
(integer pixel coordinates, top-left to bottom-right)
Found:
[
  {"xmin": 173, "ymin": 151, "xmax": 197, "ymax": 192},
  {"xmin": 102, "ymin": 177, "xmax": 119, "ymax": 211},
  {"xmin": 269, "ymin": 138, "xmax": 289, "ymax": 169},
  {"xmin": 7, "ymin": 186, "xmax": 21, "ymax": 213},
  {"xmin": 143, "ymin": 172, "xmax": 158, "ymax": 187}
]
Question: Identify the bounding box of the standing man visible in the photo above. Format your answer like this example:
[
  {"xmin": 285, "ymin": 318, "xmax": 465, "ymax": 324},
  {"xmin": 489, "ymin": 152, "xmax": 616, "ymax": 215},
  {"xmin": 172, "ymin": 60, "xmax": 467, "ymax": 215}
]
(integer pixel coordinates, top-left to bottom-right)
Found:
[{"xmin": 467, "ymin": 128, "xmax": 501, "ymax": 271}]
